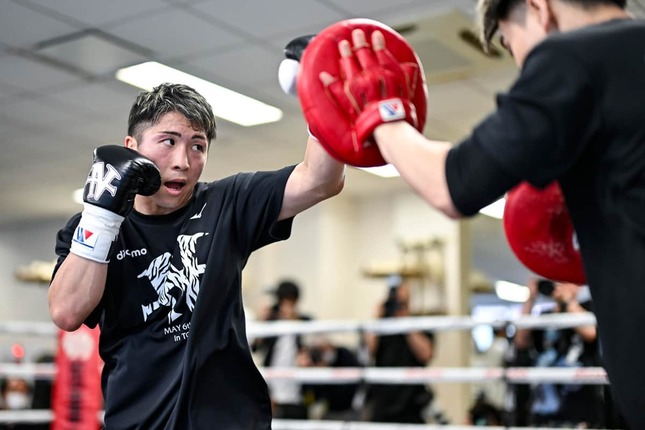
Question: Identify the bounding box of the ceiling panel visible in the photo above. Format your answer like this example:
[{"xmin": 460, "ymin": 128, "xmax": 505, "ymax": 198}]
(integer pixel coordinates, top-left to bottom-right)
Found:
[
  {"xmin": 190, "ymin": 0, "xmax": 347, "ymax": 39},
  {"xmin": 0, "ymin": 97, "xmax": 85, "ymax": 130},
  {"xmin": 46, "ymin": 81, "xmax": 142, "ymax": 120},
  {"xmin": 20, "ymin": 0, "xmax": 171, "ymax": 27},
  {"xmin": 0, "ymin": 0, "xmax": 78, "ymax": 48},
  {"xmin": 187, "ymin": 45, "xmax": 283, "ymax": 90},
  {"xmin": 426, "ymin": 81, "xmax": 497, "ymax": 116},
  {"xmin": 107, "ymin": 8, "xmax": 246, "ymax": 61},
  {"xmin": 325, "ymin": 0, "xmax": 478, "ymax": 25},
  {"xmin": 0, "ymin": 55, "xmax": 80, "ymax": 92}
]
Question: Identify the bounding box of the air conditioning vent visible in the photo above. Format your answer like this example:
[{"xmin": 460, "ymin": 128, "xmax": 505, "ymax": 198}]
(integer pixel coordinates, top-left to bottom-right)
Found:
[{"xmin": 398, "ymin": 10, "xmax": 514, "ymax": 84}]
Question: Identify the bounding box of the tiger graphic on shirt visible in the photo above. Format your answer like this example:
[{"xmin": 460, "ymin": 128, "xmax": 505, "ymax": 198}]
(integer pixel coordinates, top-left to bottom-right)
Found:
[{"xmin": 137, "ymin": 232, "xmax": 208, "ymax": 323}]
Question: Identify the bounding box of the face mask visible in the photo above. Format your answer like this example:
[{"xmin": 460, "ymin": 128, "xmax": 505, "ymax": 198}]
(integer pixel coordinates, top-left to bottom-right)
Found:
[
  {"xmin": 322, "ymin": 349, "xmax": 337, "ymax": 365},
  {"xmin": 5, "ymin": 392, "xmax": 30, "ymax": 410}
]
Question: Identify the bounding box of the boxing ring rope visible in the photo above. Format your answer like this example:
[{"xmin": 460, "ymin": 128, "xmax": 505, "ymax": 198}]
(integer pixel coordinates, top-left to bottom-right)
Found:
[
  {"xmin": 261, "ymin": 366, "xmax": 608, "ymax": 385},
  {"xmin": 0, "ymin": 411, "xmax": 612, "ymax": 430},
  {"xmin": 0, "ymin": 313, "xmax": 605, "ymax": 428},
  {"xmin": 0, "ymin": 312, "xmax": 597, "ymax": 338},
  {"xmin": 246, "ymin": 312, "xmax": 597, "ymax": 338}
]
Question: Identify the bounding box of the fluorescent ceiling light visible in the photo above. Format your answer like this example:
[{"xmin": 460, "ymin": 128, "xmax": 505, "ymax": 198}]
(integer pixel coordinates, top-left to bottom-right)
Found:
[
  {"xmin": 357, "ymin": 164, "xmax": 400, "ymax": 178},
  {"xmin": 495, "ymin": 280, "xmax": 530, "ymax": 303},
  {"xmin": 116, "ymin": 61, "xmax": 283, "ymax": 127},
  {"xmin": 479, "ymin": 197, "xmax": 506, "ymax": 219}
]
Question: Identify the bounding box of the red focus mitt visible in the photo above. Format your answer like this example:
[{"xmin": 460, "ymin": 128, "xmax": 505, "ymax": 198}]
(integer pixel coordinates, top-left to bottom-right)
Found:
[
  {"xmin": 297, "ymin": 19, "xmax": 428, "ymax": 167},
  {"xmin": 503, "ymin": 181, "xmax": 586, "ymax": 284}
]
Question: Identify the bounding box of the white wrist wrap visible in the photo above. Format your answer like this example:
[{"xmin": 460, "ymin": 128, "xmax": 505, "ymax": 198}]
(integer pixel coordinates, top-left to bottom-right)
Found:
[{"xmin": 70, "ymin": 204, "xmax": 124, "ymax": 263}]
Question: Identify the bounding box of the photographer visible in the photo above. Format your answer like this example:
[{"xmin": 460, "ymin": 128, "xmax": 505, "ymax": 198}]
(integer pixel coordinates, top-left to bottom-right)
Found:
[
  {"xmin": 363, "ymin": 277, "xmax": 437, "ymax": 424},
  {"xmin": 252, "ymin": 280, "xmax": 312, "ymax": 419},
  {"xmin": 299, "ymin": 335, "xmax": 361, "ymax": 421},
  {"xmin": 511, "ymin": 278, "xmax": 603, "ymax": 428}
]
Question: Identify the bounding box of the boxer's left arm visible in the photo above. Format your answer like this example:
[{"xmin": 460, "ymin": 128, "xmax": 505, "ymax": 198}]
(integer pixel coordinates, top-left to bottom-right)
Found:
[
  {"xmin": 277, "ymin": 34, "xmax": 345, "ymax": 221},
  {"xmin": 278, "ymin": 136, "xmax": 345, "ymax": 221}
]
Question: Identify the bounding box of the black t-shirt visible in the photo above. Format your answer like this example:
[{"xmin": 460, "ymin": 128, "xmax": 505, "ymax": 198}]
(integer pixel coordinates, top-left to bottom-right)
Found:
[
  {"xmin": 53, "ymin": 166, "xmax": 295, "ymax": 430},
  {"xmin": 304, "ymin": 346, "xmax": 361, "ymax": 412},
  {"xmin": 445, "ymin": 18, "xmax": 645, "ymax": 428},
  {"xmin": 366, "ymin": 332, "xmax": 435, "ymax": 422}
]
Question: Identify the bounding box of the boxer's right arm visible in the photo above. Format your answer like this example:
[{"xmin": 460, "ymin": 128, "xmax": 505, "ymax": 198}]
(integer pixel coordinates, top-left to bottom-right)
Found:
[
  {"xmin": 49, "ymin": 254, "xmax": 109, "ymax": 331},
  {"xmin": 49, "ymin": 146, "xmax": 160, "ymax": 331}
]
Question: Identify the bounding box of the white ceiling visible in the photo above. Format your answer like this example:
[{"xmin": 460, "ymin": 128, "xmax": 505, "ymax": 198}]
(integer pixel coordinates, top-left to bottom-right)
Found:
[{"xmin": 1, "ymin": 0, "xmax": 643, "ymax": 283}]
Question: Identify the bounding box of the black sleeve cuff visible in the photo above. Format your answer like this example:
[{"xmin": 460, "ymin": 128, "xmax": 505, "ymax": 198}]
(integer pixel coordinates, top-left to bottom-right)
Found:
[{"xmin": 445, "ymin": 138, "xmax": 520, "ymax": 216}]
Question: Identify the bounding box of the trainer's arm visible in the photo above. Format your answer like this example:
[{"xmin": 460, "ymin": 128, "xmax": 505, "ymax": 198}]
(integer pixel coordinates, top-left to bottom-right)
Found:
[
  {"xmin": 375, "ymin": 119, "xmax": 520, "ymax": 219},
  {"xmin": 374, "ymin": 121, "xmax": 460, "ymax": 219},
  {"xmin": 278, "ymin": 136, "xmax": 345, "ymax": 220},
  {"xmin": 49, "ymin": 256, "xmax": 106, "ymax": 331}
]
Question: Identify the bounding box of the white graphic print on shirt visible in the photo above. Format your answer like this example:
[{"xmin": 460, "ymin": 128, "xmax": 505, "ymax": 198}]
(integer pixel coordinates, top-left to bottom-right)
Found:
[{"xmin": 138, "ymin": 232, "xmax": 208, "ymax": 323}]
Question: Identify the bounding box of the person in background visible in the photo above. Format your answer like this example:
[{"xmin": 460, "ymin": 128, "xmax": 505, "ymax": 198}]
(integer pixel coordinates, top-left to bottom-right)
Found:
[
  {"xmin": 363, "ymin": 277, "xmax": 437, "ymax": 424},
  {"xmin": 0, "ymin": 376, "xmax": 35, "ymax": 430},
  {"xmin": 253, "ymin": 280, "xmax": 312, "ymax": 419},
  {"xmin": 511, "ymin": 278, "xmax": 604, "ymax": 427},
  {"xmin": 299, "ymin": 335, "xmax": 362, "ymax": 421}
]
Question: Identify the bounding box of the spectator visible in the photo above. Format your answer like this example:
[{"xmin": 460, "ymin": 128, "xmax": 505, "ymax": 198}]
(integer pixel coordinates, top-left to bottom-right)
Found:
[
  {"xmin": 299, "ymin": 335, "xmax": 361, "ymax": 420},
  {"xmin": 511, "ymin": 278, "xmax": 604, "ymax": 427},
  {"xmin": 253, "ymin": 280, "xmax": 311, "ymax": 419},
  {"xmin": 363, "ymin": 277, "xmax": 437, "ymax": 424},
  {"xmin": 0, "ymin": 376, "xmax": 35, "ymax": 430}
]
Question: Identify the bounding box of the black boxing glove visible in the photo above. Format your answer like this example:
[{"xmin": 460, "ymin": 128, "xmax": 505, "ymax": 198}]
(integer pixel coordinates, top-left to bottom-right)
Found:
[
  {"xmin": 278, "ymin": 34, "xmax": 322, "ymax": 143},
  {"xmin": 278, "ymin": 34, "xmax": 315, "ymax": 96},
  {"xmin": 70, "ymin": 145, "xmax": 161, "ymax": 263}
]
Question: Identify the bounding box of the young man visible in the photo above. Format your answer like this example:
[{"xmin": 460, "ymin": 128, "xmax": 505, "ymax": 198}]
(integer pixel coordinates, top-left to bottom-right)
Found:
[
  {"xmin": 313, "ymin": 0, "xmax": 644, "ymax": 427},
  {"xmin": 364, "ymin": 279, "xmax": 435, "ymax": 424},
  {"xmin": 253, "ymin": 280, "xmax": 312, "ymax": 419},
  {"xmin": 49, "ymin": 83, "xmax": 344, "ymax": 429}
]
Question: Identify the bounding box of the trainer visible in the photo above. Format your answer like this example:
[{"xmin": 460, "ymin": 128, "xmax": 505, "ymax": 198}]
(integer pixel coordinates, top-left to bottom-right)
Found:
[{"xmin": 296, "ymin": 1, "xmax": 644, "ymax": 428}]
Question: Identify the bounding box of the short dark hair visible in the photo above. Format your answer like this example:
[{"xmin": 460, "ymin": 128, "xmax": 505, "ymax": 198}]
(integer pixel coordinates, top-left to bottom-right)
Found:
[
  {"xmin": 127, "ymin": 83, "xmax": 217, "ymax": 144},
  {"xmin": 275, "ymin": 280, "xmax": 300, "ymax": 301},
  {"xmin": 477, "ymin": 0, "xmax": 628, "ymax": 51}
]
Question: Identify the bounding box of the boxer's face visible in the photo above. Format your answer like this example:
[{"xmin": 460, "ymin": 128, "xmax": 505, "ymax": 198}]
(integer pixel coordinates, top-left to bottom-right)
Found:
[{"xmin": 126, "ymin": 111, "xmax": 208, "ymax": 215}]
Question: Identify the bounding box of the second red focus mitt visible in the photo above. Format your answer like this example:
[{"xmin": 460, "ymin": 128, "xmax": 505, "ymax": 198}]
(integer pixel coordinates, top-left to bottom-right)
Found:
[{"xmin": 503, "ymin": 181, "xmax": 586, "ymax": 285}]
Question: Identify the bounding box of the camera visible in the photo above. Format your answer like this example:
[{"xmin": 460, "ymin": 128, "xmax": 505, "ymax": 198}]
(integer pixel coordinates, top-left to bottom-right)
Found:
[
  {"xmin": 309, "ymin": 346, "xmax": 323, "ymax": 365},
  {"xmin": 383, "ymin": 287, "xmax": 401, "ymax": 317},
  {"xmin": 383, "ymin": 275, "xmax": 403, "ymax": 317},
  {"xmin": 537, "ymin": 279, "xmax": 555, "ymax": 296}
]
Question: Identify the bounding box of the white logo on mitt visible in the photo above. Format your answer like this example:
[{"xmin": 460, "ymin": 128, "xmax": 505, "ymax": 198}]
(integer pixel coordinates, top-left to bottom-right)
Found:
[{"xmin": 378, "ymin": 99, "xmax": 406, "ymax": 122}]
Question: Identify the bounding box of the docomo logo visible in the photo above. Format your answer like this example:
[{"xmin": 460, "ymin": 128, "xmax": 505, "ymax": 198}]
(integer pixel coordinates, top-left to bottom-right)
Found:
[{"xmin": 116, "ymin": 248, "xmax": 148, "ymax": 260}]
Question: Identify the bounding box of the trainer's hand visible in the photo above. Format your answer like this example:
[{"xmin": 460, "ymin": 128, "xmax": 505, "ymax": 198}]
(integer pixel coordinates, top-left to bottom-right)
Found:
[
  {"xmin": 320, "ymin": 29, "xmax": 421, "ymax": 146},
  {"xmin": 70, "ymin": 146, "xmax": 161, "ymax": 263},
  {"xmin": 297, "ymin": 18, "xmax": 427, "ymax": 167}
]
